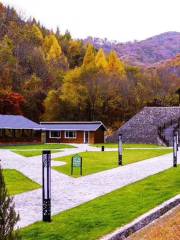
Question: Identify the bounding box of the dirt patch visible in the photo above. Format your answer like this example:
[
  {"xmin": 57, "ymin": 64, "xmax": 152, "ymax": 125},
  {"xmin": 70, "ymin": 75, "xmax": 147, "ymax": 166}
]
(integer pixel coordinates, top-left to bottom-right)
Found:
[{"xmin": 127, "ymin": 206, "xmax": 180, "ymax": 240}]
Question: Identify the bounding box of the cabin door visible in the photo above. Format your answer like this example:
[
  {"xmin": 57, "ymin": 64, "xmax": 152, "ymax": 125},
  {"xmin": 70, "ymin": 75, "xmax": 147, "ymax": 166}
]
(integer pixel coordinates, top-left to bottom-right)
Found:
[{"xmin": 84, "ymin": 131, "xmax": 89, "ymax": 144}]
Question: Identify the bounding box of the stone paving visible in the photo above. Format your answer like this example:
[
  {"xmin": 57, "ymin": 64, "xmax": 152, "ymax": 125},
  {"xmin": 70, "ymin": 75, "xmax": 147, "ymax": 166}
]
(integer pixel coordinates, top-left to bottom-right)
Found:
[{"xmin": 0, "ymin": 144, "xmax": 179, "ymax": 228}]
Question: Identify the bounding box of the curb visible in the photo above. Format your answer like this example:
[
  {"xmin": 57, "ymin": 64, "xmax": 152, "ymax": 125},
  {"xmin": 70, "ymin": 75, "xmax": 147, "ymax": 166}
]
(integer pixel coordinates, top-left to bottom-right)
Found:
[{"xmin": 100, "ymin": 194, "xmax": 180, "ymax": 240}]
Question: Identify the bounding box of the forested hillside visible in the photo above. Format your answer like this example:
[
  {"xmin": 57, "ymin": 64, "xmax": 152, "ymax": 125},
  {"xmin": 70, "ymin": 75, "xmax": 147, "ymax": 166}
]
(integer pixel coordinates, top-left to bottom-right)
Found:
[
  {"xmin": 84, "ymin": 32, "xmax": 180, "ymax": 66},
  {"xmin": 0, "ymin": 3, "xmax": 179, "ymax": 129}
]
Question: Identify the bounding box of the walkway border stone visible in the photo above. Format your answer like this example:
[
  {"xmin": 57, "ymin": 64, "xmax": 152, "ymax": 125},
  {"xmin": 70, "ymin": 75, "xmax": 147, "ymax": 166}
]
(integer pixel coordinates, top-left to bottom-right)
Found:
[{"xmin": 100, "ymin": 194, "xmax": 180, "ymax": 240}]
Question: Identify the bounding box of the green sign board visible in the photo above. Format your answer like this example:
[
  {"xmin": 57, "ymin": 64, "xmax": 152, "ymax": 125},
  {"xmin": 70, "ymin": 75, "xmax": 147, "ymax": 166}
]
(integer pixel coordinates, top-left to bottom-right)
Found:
[
  {"xmin": 72, "ymin": 155, "xmax": 81, "ymax": 167},
  {"xmin": 71, "ymin": 154, "xmax": 82, "ymax": 175}
]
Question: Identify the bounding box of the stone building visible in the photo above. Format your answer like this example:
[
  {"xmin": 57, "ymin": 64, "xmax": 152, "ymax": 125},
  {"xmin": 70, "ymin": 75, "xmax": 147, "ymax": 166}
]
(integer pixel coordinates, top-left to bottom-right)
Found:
[{"xmin": 108, "ymin": 107, "xmax": 180, "ymax": 146}]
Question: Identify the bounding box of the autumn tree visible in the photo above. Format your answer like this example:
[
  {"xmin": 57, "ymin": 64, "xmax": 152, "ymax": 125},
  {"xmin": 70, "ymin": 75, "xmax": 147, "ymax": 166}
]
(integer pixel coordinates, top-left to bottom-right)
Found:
[
  {"xmin": 95, "ymin": 48, "xmax": 107, "ymax": 69},
  {"xmin": 31, "ymin": 24, "xmax": 43, "ymax": 44},
  {"xmin": 67, "ymin": 40, "xmax": 85, "ymax": 68},
  {"xmin": 43, "ymin": 90, "xmax": 61, "ymax": 121},
  {"xmin": 61, "ymin": 67, "xmax": 87, "ymax": 110},
  {"xmin": 107, "ymin": 50, "xmax": 126, "ymax": 76},
  {"xmin": 0, "ymin": 35, "xmax": 17, "ymax": 89},
  {"xmin": 83, "ymin": 44, "xmax": 96, "ymax": 67},
  {"xmin": 43, "ymin": 34, "xmax": 69, "ymax": 71},
  {"xmin": 0, "ymin": 91, "xmax": 25, "ymax": 115},
  {"xmin": 43, "ymin": 34, "xmax": 62, "ymax": 61},
  {"xmin": 23, "ymin": 74, "xmax": 43, "ymax": 91}
]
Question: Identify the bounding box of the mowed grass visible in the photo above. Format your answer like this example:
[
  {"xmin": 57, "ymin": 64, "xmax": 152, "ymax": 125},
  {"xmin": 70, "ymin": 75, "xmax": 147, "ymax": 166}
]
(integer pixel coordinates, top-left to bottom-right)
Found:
[
  {"xmin": 53, "ymin": 149, "xmax": 172, "ymax": 177},
  {"xmin": 21, "ymin": 166, "xmax": 180, "ymax": 240},
  {"xmin": 0, "ymin": 144, "xmax": 76, "ymax": 157},
  {"xmin": 12, "ymin": 150, "xmax": 59, "ymax": 157},
  {"xmin": 3, "ymin": 169, "xmax": 40, "ymax": 195},
  {"xmin": 91, "ymin": 143, "xmax": 167, "ymax": 148}
]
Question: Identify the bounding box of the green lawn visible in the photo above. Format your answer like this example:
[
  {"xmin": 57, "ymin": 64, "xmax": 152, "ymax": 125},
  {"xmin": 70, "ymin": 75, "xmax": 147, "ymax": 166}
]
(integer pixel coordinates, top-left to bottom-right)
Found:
[
  {"xmin": 53, "ymin": 149, "xmax": 172, "ymax": 177},
  {"xmin": 21, "ymin": 166, "xmax": 180, "ymax": 240},
  {"xmin": 91, "ymin": 143, "xmax": 167, "ymax": 148},
  {"xmin": 0, "ymin": 144, "xmax": 76, "ymax": 157},
  {"xmin": 12, "ymin": 150, "xmax": 60, "ymax": 157},
  {"xmin": 3, "ymin": 169, "xmax": 40, "ymax": 195}
]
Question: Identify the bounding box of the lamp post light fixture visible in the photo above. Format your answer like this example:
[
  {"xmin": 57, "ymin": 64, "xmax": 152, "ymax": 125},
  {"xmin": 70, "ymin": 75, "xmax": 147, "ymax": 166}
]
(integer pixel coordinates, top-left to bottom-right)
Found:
[
  {"xmin": 118, "ymin": 133, "xmax": 123, "ymax": 166},
  {"xmin": 42, "ymin": 150, "xmax": 51, "ymax": 222},
  {"xmin": 173, "ymin": 132, "xmax": 177, "ymax": 167}
]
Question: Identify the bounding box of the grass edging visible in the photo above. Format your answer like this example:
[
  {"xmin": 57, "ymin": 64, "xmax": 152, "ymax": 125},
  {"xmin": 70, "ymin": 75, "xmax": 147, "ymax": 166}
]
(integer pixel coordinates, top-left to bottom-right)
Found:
[{"xmin": 101, "ymin": 194, "xmax": 180, "ymax": 240}]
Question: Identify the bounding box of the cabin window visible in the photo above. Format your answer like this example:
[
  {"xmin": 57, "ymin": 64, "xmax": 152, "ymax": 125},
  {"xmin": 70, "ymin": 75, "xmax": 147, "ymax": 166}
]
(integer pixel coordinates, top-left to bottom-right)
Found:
[
  {"xmin": 49, "ymin": 131, "xmax": 61, "ymax": 138},
  {"xmin": 65, "ymin": 131, "xmax": 77, "ymax": 139}
]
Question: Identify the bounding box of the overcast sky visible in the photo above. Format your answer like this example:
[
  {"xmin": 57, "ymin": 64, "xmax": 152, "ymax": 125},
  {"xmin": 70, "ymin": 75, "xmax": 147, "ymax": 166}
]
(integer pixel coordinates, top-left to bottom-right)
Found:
[{"xmin": 1, "ymin": 0, "xmax": 180, "ymax": 42}]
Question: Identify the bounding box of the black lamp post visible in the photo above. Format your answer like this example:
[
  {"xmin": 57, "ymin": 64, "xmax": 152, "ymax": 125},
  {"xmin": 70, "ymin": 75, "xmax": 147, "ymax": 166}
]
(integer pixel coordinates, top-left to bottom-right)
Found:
[
  {"xmin": 173, "ymin": 132, "xmax": 177, "ymax": 167},
  {"xmin": 176, "ymin": 131, "xmax": 179, "ymax": 151},
  {"xmin": 118, "ymin": 133, "xmax": 123, "ymax": 165},
  {"xmin": 42, "ymin": 150, "xmax": 51, "ymax": 222}
]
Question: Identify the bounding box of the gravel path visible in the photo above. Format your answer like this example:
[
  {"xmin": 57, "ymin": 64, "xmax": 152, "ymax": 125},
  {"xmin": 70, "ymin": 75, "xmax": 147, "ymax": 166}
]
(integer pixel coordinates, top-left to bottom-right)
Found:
[{"xmin": 0, "ymin": 145, "xmax": 179, "ymax": 228}]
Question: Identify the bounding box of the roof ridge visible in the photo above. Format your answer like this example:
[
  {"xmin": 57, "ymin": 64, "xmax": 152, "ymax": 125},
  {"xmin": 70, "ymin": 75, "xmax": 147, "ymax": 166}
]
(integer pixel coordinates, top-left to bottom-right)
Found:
[
  {"xmin": 40, "ymin": 121, "xmax": 102, "ymax": 124},
  {"xmin": 0, "ymin": 114, "xmax": 22, "ymax": 117},
  {"xmin": 144, "ymin": 106, "xmax": 180, "ymax": 108}
]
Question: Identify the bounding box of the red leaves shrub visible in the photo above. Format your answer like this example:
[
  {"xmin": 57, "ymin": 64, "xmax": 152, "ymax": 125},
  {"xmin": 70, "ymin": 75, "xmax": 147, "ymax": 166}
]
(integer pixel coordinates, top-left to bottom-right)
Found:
[{"xmin": 0, "ymin": 91, "xmax": 25, "ymax": 115}]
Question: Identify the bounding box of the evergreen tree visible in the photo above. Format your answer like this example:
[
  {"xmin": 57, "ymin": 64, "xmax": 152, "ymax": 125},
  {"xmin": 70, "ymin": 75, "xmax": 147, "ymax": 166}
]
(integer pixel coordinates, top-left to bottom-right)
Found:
[
  {"xmin": 0, "ymin": 166, "xmax": 21, "ymax": 240},
  {"xmin": 56, "ymin": 27, "xmax": 60, "ymax": 37},
  {"xmin": 64, "ymin": 30, "xmax": 71, "ymax": 41}
]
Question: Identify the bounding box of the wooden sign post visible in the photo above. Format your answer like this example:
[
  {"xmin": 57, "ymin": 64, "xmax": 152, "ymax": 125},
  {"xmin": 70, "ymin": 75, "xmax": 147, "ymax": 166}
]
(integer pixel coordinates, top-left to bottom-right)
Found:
[{"xmin": 71, "ymin": 154, "xmax": 82, "ymax": 176}]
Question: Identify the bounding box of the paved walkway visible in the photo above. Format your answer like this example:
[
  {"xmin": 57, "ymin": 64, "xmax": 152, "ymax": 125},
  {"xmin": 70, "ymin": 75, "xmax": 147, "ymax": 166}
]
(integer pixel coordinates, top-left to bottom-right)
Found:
[{"xmin": 0, "ymin": 145, "xmax": 179, "ymax": 228}]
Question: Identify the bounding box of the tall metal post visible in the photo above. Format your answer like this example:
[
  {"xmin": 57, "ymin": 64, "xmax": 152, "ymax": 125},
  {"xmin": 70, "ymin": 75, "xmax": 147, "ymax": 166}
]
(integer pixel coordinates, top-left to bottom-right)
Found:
[
  {"xmin": 42, "ymin": 150, "xmax": 51, "ymax": 222},
  {"xmin": 173, "ymin": 132, "xmax": 177, "ymax": 167},
  {"xmin": 118, "ymin": 133, "xmax": 123, "ymax": 166},
  {"xmin": 176, "ymin": 130, "xmax": 179, "ymax": 151}
]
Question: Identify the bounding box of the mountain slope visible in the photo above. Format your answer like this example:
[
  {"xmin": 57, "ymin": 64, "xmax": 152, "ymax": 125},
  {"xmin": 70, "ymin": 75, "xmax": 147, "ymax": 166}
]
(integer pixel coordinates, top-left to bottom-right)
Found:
[
  {"xmin": 150, "ymin": 54, "xmax": 180, "ymax": 81},
  {"xmin": 84, "ymin": 32, "xmax": 180, "ymax": 66}
]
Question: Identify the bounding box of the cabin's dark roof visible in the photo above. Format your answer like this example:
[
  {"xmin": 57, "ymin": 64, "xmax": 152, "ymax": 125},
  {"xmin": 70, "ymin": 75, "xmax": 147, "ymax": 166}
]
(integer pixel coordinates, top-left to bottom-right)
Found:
[
  {"xmin": 40, "ymin": 121, "xmax": 106, "ymax": 131},
  {"xmin": 0, "ymin": 115, "xmax": 41, "ymax": 130}
]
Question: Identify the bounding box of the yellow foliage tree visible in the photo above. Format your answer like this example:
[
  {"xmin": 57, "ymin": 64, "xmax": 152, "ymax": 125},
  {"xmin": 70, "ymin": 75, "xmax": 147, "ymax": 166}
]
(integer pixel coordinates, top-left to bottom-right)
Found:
[
  {"xmin": 83, "ymin": 44, "xmax": 95, "ymax": 66},
  {"xmin": 61, "ymin": 67, "xmax": 87, "ymax": 107},
  {"xmin": 43, "ymin": 34, "xmax": 62, "ymax": 61},
  {"xmin": 32, "ymin": 24, "xmax": 43, "ymax": 42},
  {"xmin": 95, "ymin": 48, "xmax": 107, "ymax": 69},
  {"xmin": 107, "ymin": 50, "xmax": 126, "ymax": 76},
  {"xmin": 43, "ymin": 90, "xmax": 61, "ymax": 121}
]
